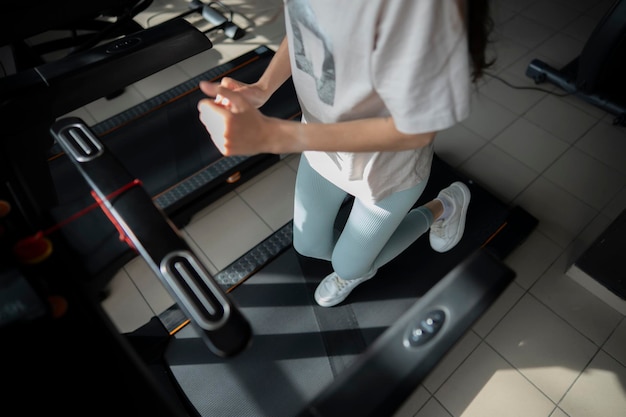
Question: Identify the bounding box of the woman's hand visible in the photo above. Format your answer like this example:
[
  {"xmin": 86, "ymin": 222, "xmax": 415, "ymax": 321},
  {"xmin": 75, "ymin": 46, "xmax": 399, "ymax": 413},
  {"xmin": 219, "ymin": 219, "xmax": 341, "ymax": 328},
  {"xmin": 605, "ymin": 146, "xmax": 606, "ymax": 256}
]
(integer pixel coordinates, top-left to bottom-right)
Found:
[
  {"xmin": 217, "ymin": 76, "xmax": 271, "ymax": 109},
  {"xmin": 197, "ymin": 80, "xmax": 274, "ymax": 156}
]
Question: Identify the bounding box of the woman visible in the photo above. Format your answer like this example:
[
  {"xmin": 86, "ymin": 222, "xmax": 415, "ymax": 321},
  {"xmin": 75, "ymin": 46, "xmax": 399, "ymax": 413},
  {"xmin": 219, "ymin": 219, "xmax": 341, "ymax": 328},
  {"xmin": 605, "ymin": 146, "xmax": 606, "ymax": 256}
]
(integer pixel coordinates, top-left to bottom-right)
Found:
[{"xmin": 197, "ymin": 0, "xmax": 493, "ymax": 307}]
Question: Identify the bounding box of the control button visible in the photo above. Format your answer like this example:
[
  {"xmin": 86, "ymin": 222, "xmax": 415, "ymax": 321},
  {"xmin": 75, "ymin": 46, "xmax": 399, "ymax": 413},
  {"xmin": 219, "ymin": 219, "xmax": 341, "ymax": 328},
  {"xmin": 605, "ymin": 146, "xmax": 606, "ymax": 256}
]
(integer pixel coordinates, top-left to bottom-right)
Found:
[
  {"xmin": 404, "ymin": 308, "xmax": 446, "ymax": 348},
  {"xmin": 13, "ymin": 234, "xmax": 53, "ymax": 264},
  {"xmin": 421, "ymin": 310, "xmax": 445, "ymax": 333},
  {"xmin": 0, "ymin": 199, "xmax": 11, "ymax": 218},
  {"xmin": 105, "ymin": 37, "xmax": 141, "ymax": 53}
]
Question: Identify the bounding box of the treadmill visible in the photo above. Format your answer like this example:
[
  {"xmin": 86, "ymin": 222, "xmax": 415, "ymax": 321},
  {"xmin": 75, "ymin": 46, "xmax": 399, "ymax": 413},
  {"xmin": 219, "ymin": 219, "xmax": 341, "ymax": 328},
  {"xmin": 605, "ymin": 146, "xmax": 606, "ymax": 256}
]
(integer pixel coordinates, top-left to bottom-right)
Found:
[
  {"xmin": 45, "ymin": 44, "xmax": 301, "ymax": 292},
  {"xmin": 526, "ymin": 0, "xmax": 626, "ymax": 125},
  {"xmin": 1, "ymin": 17, "xmax": 537, "ymax": 417}
]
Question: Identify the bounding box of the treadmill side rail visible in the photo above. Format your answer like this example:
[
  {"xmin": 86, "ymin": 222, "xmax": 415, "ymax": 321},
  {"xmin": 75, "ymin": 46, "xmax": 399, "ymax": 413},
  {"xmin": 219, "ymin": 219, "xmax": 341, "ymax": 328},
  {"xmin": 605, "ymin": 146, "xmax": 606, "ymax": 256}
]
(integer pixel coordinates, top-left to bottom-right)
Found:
[
  {"xmin": 50, "ymin": 117, "xmax": 251, "ymax": 357},
  {"xmin": 298, "ymin": 249, "xmax": 515, "ymax": 417},
  {"xmin": 1, "ymin": 18, "xmax": 213, "ymax": 117}
]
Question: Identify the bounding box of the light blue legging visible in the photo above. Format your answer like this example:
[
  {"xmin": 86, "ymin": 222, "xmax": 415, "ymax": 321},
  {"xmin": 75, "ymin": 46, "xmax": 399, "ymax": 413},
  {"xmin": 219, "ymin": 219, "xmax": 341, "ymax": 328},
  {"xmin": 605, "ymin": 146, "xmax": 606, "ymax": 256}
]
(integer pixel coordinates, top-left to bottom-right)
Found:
[{"xmin": 293, "ymin": 156, "xmax": 434, "ymax": 281}]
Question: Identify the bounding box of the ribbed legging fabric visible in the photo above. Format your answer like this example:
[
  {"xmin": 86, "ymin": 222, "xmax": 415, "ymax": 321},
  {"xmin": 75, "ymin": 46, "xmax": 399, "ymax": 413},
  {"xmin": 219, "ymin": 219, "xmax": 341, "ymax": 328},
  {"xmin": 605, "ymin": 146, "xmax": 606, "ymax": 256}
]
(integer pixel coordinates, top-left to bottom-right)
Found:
[{"xmin": 293, "ymin": 156, "xmax": 434, "ymax": 281}]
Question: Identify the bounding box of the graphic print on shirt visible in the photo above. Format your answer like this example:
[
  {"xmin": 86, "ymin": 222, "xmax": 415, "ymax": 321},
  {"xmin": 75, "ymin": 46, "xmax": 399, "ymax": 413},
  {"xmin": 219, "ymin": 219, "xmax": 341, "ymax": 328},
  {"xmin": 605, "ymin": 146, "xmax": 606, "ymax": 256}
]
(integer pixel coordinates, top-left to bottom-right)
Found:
[{"xmin": 287, "ymin": 0, "xmax": 336, "ymax": 105}]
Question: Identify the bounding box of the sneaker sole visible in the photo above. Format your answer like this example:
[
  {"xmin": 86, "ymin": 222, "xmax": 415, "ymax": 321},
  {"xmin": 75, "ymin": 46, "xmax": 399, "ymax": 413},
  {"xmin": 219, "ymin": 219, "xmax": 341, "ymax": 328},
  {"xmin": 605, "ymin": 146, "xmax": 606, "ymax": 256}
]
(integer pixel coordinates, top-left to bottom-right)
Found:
[
  {"xmin": 314, "ymin": 270, "xmax": 377, "ymax": 307},
  {"xmin": 433, "ymin": 181, "xmax": 471, "ymax": 253},
  {"xmin": 315, "ymin": 288, "xmax": 352, "ymax": 307}
]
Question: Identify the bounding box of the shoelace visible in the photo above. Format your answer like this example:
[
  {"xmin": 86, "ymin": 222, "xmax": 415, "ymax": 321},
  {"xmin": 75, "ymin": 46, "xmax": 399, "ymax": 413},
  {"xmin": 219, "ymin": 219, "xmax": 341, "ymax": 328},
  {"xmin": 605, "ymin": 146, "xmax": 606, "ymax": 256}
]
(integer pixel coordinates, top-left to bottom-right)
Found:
[
  {"xmin": 331, "ymin": 275, "xmax": 350, "ymax": 290},
  {"xmin": 430, "ymin": 219, "xmax": 446, "ymax": 237}
]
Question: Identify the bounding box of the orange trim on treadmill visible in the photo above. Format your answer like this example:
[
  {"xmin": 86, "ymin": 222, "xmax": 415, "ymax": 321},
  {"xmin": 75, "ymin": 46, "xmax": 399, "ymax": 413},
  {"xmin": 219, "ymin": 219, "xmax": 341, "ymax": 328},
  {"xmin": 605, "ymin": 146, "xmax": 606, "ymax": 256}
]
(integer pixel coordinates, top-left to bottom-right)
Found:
[
  {"xmin": 96, "ymin": 55, "xmax": 262, "ymax": 137},
  {"xmin": 169, "ymin": 319, "xmax": 191, "ymax": 335},
  {"xmin": 481, "ymin": 221, "xmax": 508, "ymax": 248},
  {"xmin": 225, "ymin": 265, "xmax": 265, "ymax": 293},
  {"xmin": 47, "ymin": 54, "xmax": 263, "ymax": 161},
  {"xmin": 226, "ymin": 171, "xmax": 242, "ymax": 183}
]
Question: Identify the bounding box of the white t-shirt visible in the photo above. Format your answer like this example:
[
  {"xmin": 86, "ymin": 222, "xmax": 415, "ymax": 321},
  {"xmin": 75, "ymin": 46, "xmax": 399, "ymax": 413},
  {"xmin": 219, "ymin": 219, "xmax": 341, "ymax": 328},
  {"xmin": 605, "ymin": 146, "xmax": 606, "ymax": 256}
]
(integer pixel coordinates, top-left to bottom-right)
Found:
[{"xmin": 284, "ymin": 0, "xmax": 471, "ymax": 203}]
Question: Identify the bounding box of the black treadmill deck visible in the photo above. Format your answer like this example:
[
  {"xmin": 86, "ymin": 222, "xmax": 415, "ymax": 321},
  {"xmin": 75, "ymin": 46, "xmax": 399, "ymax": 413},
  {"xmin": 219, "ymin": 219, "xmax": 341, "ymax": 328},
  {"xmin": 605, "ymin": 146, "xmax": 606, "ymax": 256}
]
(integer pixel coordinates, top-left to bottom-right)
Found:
[
  {"xmin": 158, "ymin": 154, "xmax": 537, "ymax": 417},
  {"xmin": 46, "ymin": 46, "xmax": 301, "ymax": 286}
]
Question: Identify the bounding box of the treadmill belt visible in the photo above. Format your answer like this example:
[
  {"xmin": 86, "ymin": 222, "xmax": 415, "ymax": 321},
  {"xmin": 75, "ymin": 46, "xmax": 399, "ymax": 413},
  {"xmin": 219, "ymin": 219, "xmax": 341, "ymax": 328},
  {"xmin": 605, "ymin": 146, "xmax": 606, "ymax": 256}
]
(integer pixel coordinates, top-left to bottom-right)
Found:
[
  {"xmin": 161, "ymin": 155, "xmax": 537, "ymax": 417},
  {"xmin": 45, "ymin": 46, "xmax": 301, "ymax": 281},
  {"xmin": 50, "ymin": 44, "xmax": 299, "ymax": 204},
  {"xmin": 166, "ymin": 251, "xmax": 334, "ymax": 417}
]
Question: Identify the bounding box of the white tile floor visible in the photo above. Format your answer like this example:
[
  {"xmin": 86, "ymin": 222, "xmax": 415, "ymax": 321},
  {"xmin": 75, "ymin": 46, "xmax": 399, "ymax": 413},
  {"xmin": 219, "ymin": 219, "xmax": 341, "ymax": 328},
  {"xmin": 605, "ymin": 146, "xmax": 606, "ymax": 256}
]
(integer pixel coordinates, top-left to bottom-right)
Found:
[{"xmin": 59, "ymin": 0, "xmax": 626, "ymax": 416}]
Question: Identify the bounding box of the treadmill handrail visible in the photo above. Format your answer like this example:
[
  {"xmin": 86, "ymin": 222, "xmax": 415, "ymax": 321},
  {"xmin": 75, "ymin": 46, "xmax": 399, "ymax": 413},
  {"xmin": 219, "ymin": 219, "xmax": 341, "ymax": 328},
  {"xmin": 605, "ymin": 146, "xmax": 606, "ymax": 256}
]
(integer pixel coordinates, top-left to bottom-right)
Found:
[
  {"xmin": 49, "ymin": 117, "xmax": 252, "ymax": 357},
  {"xmin": 298, "ymin": 249, "xmax": 515, "ymax": 417},
  {"xmin": 1, "ymin": 18, "xmax": 212, "ymax": 116}
]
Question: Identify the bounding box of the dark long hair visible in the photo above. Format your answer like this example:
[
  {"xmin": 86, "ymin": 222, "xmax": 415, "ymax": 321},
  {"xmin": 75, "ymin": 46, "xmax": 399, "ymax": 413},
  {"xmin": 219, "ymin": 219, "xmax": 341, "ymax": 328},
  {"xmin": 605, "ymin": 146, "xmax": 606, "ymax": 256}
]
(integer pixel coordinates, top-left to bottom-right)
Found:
[{"xmin": 468, "ymin": 0, "xmax": 495, "ymax": 81}]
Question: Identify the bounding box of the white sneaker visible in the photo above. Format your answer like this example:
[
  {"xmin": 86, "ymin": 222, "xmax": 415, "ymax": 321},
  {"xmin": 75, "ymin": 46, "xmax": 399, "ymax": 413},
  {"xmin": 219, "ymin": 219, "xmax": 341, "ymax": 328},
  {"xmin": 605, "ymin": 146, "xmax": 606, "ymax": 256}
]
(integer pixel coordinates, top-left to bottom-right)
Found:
[
  {"xmin": 429, "ymin": 181, "xmax": 471, "ymax": 253},
  {"xmin": 314, "ymin": 269, "xmax": 377, "ymax": 307}
]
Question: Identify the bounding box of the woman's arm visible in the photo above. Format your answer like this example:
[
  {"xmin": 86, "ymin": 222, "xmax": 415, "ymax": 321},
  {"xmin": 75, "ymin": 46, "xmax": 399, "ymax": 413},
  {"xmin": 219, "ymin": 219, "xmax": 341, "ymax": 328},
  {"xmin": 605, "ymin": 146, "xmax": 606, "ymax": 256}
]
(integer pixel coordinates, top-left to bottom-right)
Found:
[
  {"xmin": 215, "ymin": 37, "xmax": 293, "ymax": 108},
  {"xmin": 198, "ymin": 81, "xmax": 435, "ymax": 156},
  {"xmin": 255, "ymin": 37, "xmax": 293, "ymax": 101},
  {"xmin": 268, "ymin": 116, "xmax": 436, "ymax": 155},
  {"xmin": 198, "ymin": 36, "xmax": 435, "ymax": 156}
]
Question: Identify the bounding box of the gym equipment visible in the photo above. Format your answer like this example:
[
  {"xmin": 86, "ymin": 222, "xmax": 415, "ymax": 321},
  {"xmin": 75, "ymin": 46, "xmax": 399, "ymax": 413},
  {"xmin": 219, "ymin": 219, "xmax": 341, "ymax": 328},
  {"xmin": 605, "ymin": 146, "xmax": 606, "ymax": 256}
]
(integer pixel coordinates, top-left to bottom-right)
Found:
[
  {"xmin": 5, "ymin": 110, "xmax": 532, "ymax": 413},
  {"xmin": 154, "ymin": 153, "xmax": 536, "ymax": 417},
  {"xmin": 1, "ymin": 17, "xmax": 537, "ymax": 416},
  {"xmin": 525, "ymin": 0, "xmax": 626, "ymax": 125},
  {"xmin": 1, "ymin": 28, "xmax": 297, "ymax": 413},
  {"xmin": 567, "ymin": 208, "xmax": 626, "ymax": 313},
  {"xmin": 1, "ymin": 0, "xmax": 153, "ymax": 71},
  {"xmin": 46, "ymin": 45, "xmax": 300, "ymax": 291},
  {"xmin": 299, "ymin": 250, "xmax": 514, "ymax": 417},
  {"xmin": 0, "ymin": 18, "xmax": 214, "ymax": 236},
  {"xmin": 50, "ymin": 117, "xmax": 253, "ymax": 357}
]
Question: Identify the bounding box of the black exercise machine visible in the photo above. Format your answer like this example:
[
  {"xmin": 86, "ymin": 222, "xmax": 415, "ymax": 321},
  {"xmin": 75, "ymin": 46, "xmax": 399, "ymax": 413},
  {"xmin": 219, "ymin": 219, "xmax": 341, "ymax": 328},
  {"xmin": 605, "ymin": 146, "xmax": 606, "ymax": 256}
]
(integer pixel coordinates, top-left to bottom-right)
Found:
[
  {"xmin": 0, "ymin": 13, "xmax": 290, "ymax": 414},
  {"xmin": 0, "ymin": 18, "xmax": 212, "ymax": 291},
  {"xmin": 1, "ymin": 9, "xmax": 538, "ymax": 416},
  {"xmin": 45, "ymin": 45, "xmax": 300, "ymax": 291},
  {"xmin": 1, "ymin": 9, "xmax": 298, "ymax": 293},
  {"xmin": 526, "ymin": 0, "xmax": 626, "ymax": 125},
  {"xmin": 1, "ymin": 0, "xmax": 153, "ymax": 71}
]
